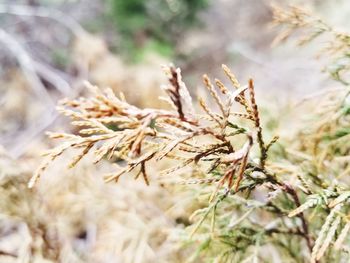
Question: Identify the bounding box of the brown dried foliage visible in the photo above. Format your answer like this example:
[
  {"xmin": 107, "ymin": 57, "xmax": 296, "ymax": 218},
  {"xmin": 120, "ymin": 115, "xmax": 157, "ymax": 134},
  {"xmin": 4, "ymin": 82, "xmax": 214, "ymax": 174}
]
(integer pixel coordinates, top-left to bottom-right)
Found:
[{"xmin": 29, "ymin": 65, "xmax": 272, "ymax": 201}]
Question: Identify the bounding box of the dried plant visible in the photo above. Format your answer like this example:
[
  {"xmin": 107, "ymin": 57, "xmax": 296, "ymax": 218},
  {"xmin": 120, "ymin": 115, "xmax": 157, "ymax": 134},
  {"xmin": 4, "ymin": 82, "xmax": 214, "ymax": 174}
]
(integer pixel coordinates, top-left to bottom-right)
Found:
[
  {"xmin": 272, "ymin": 4, "xmax": 350, "ymax": 84},
  {"xmin": 30, "ymin": 63, "xmax": 313, "ymax": 261},
  {"xmin": 22, "ymin": 5, "xmax": 350, "ymax": 262},
  {"xmin": 29, "ymin": 64, "xmax": 273, "ymax": 196}
]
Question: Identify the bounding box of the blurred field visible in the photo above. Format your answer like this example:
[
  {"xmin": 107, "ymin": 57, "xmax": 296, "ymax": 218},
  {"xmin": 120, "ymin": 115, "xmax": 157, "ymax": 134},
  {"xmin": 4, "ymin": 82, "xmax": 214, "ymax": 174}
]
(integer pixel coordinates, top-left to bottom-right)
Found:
[{"xmin": 1, "ymin": 0, "xmax": 350, "ymax": 262}]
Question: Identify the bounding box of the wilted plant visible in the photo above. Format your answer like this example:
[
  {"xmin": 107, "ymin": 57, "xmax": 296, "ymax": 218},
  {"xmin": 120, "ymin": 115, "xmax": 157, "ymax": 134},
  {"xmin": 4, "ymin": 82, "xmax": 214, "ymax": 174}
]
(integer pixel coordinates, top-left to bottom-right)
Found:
[
  {"xmin": 29, "ymin": 64, "xmax": 274, "ymax": 194},
  {"xmin": 26, "ymin": 4, "xmax": 350, "ymax": 263},
  {"xmin": 25, "ymin": 61, "xmax": 310, "ymax": 262}
]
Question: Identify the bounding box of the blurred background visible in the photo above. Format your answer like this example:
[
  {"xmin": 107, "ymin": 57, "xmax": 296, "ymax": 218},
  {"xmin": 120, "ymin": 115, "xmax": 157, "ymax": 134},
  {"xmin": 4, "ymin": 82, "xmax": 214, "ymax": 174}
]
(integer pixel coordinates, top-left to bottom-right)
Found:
[
  {"xmin": 0, "ymin": 0, "xmax": 350, "ymax": 262},
  {"xmin": 0, "ymin": 0, "xmax": 350, "ymax": 158}
]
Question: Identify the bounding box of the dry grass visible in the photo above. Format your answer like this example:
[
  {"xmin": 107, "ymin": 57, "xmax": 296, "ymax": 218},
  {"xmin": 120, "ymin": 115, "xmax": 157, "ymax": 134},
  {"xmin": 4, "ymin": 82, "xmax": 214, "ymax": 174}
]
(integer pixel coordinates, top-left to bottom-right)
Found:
[{"xmin": 0, "ymin": 147, "xmax": 193, "ymax": 263}]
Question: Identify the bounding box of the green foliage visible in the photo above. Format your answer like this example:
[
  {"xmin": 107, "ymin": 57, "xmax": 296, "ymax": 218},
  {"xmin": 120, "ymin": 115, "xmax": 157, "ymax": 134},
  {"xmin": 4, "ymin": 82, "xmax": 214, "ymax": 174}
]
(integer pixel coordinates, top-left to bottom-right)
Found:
[
  {"xmin": 51, "ymin": 48, "xmax": 71, "ymax": 69},
  {"xmin": 132, "ymin": 39, "xmax": 174, "ymax": 63},
  {"xmin": 109, "ymin": 0, "xmax": 208, "ymax": 61}
]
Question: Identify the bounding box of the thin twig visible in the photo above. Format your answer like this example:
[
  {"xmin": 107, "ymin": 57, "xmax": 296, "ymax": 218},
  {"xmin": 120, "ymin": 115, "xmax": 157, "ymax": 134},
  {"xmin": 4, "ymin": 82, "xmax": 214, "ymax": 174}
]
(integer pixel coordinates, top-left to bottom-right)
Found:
[{"xmin": 0, "ymin": 4, "xmax": 87, "ymax": 37}]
